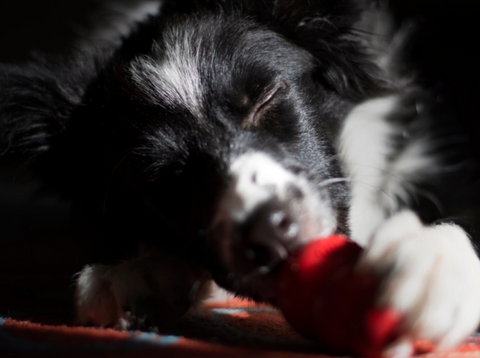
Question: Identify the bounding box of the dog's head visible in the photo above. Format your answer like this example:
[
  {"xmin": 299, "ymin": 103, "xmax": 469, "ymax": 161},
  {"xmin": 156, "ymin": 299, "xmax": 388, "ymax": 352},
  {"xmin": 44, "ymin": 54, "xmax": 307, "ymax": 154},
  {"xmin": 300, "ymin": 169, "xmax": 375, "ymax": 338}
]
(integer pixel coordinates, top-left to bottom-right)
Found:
[{"xmin": 0, "ymin": 0, "xmax": 397, "ymax": 302}]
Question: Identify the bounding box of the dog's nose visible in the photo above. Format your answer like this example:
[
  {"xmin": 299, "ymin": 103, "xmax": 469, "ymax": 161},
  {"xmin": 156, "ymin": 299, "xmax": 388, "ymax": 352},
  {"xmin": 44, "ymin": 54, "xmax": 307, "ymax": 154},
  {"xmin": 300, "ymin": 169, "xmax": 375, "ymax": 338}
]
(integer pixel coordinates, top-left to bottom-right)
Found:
[{"xmin": 239, "ymin": 200, "xmax": 299, "ymax": 270}]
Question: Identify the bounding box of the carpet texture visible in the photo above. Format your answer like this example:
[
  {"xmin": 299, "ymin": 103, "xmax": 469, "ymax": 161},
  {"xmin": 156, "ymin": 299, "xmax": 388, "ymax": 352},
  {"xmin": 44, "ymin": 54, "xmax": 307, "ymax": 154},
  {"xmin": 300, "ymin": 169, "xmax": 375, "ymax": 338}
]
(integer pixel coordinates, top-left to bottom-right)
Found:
[{"xmin": 2, "ymin": 295, "xmax": 480, "ymax": 358}]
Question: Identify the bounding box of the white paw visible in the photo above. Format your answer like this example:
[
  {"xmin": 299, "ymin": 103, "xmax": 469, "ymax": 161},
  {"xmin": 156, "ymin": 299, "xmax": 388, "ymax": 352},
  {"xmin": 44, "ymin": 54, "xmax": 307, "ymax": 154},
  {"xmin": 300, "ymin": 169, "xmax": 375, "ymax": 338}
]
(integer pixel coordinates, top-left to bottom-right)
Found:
[
  {"xmin": 357, "ymin": 211, "xmax": 480, "ymax": 351},
  {"xmin": 75, "ymin": 264, "xmax": 121, "ymax": 327},
  {"xmin": 75, "ymin": 263, "xmax": 156, "ymax": 329},
  {"xmin": 75, "ymin": 253, "xmax": 213, "ymax": 329}
]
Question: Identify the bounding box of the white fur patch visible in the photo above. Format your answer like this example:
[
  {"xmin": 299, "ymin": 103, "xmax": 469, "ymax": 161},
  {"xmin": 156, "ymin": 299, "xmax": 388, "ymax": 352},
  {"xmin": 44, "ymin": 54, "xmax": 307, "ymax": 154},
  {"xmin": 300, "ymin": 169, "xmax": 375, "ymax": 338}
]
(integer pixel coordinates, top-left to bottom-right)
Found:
[
  {"xmin": 339, "ymin": 96, "xmax": 400, "ymax": 245},
  {"xmin": 228, "ymin": 152, "xmax": 298, "ymax": 223},
  {"xmin": 130, "ymin": 26, "xmax": 204, "ymax": 118},
  {"xmin": 339, "ymin": 96, "xmax": 438, "ymax": 246}
]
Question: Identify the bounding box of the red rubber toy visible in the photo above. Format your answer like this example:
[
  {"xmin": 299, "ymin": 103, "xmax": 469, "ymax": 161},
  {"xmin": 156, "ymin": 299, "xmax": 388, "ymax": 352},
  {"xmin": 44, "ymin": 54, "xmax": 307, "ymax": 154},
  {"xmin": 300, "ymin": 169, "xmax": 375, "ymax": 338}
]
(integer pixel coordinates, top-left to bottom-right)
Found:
[{"xmin": 276, "ymin": 234, "xmax": 404, "ymax": 358}]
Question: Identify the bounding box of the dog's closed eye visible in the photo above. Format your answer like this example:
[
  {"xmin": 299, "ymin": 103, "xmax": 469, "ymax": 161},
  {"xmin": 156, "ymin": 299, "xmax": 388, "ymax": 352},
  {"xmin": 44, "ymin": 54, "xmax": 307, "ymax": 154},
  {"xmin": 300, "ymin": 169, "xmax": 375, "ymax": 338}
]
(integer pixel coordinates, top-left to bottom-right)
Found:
[{"xmin": 243, "ymin": 81, "xmax": 287, "ymax": 129}]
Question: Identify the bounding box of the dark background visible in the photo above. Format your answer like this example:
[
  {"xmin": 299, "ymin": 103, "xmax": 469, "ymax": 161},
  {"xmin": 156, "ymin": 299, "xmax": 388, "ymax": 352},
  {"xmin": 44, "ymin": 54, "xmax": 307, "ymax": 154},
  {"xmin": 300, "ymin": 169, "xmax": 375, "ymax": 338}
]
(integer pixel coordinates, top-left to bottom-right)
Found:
[
  {"xmin": 0, "ymin": 0, "xmax": 479, "ymax": 277},
  {"xmin": 0, "ymin": 0, "xmax": 102, "ymax": 282}
]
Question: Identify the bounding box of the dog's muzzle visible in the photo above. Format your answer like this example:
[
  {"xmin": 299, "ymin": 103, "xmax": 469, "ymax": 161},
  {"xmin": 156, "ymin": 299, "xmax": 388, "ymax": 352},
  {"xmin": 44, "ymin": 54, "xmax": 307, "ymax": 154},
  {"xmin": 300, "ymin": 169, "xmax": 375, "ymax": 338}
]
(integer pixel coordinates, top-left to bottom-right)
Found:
[{"xmin": 210, "ymin": 152, "xmax": 336, "ymax": 277}]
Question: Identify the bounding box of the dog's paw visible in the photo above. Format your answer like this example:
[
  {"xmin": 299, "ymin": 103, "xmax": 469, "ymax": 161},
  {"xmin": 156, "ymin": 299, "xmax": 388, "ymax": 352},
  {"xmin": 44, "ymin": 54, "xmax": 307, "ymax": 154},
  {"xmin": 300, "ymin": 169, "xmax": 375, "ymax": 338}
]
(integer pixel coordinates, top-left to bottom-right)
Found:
[
  {"xmin": 75, "ymin": 253, "xmax": 212, "ymax": 329},
  {"xmin": 357, "ymin": 211, "xmax": 480, "ymax": 354},
  {"xmin": 75, "ymin": 264, "xmax": 121, "ymax": 327}
]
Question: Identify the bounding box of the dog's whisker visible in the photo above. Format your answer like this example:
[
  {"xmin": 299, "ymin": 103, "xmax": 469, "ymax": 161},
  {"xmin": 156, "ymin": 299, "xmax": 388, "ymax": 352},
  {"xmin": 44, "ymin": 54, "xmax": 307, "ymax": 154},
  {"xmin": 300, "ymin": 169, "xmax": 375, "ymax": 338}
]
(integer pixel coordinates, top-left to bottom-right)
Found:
[
  {"xmin": 317, "ymin": 177, "xmax": 353, "ymax": 188},
  {"xmin": 320, "ymin": 167, "xmax": 446, "ymax": 215},
  {"xmin": 318, "ymin": 177, "xmax": 397, "ymax": 204}
]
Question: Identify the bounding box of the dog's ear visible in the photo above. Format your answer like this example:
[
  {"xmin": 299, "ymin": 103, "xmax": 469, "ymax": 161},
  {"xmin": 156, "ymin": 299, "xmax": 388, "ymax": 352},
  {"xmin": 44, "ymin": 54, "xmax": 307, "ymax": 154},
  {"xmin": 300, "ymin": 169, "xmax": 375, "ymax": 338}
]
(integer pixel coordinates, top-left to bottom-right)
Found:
[
  {"xmin": 0, "ymin": 54, "xmax": 98, "ymax": 162},
  {"xmin": 268, "ymin": 0, "xmax": 396, "ymax": 99}
]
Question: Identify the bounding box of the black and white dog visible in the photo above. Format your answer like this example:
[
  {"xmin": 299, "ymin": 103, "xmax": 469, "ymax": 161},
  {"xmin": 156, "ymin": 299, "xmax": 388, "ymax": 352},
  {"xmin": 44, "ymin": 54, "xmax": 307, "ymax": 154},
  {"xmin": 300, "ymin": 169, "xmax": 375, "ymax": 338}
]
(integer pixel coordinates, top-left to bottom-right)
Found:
[{"xmin": 1, "ymin": 0, "xmax": 480, "ymax": 355}]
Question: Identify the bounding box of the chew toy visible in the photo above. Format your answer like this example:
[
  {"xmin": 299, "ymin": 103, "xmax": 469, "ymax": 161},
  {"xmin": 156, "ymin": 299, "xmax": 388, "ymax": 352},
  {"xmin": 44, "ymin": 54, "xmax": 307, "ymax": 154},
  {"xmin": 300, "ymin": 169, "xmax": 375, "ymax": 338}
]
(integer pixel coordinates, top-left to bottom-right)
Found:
[{"xmin": 276, "ymin": 234, "xmax": 404, "ymax": 358}]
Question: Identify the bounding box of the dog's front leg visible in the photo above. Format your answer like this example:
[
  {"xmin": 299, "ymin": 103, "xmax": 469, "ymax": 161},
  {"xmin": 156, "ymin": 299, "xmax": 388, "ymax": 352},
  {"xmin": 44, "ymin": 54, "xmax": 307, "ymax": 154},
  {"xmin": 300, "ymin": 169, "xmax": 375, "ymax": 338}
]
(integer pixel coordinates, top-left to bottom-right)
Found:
[
  {"xmin": 75, "ymin": 251, "xmax": 212, "ymax": 330},
  {"xmin": 356, "ymin": 211, "xmax": 480, "ymax": 356}
]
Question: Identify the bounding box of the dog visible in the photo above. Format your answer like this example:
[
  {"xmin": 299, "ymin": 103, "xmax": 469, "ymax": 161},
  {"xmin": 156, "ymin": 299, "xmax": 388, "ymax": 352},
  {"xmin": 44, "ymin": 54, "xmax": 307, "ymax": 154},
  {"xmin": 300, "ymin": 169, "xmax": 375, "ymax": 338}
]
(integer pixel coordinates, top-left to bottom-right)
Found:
[{"xmin": 1, "ymin": 0, "xmax": 480, "ymax": 356}]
